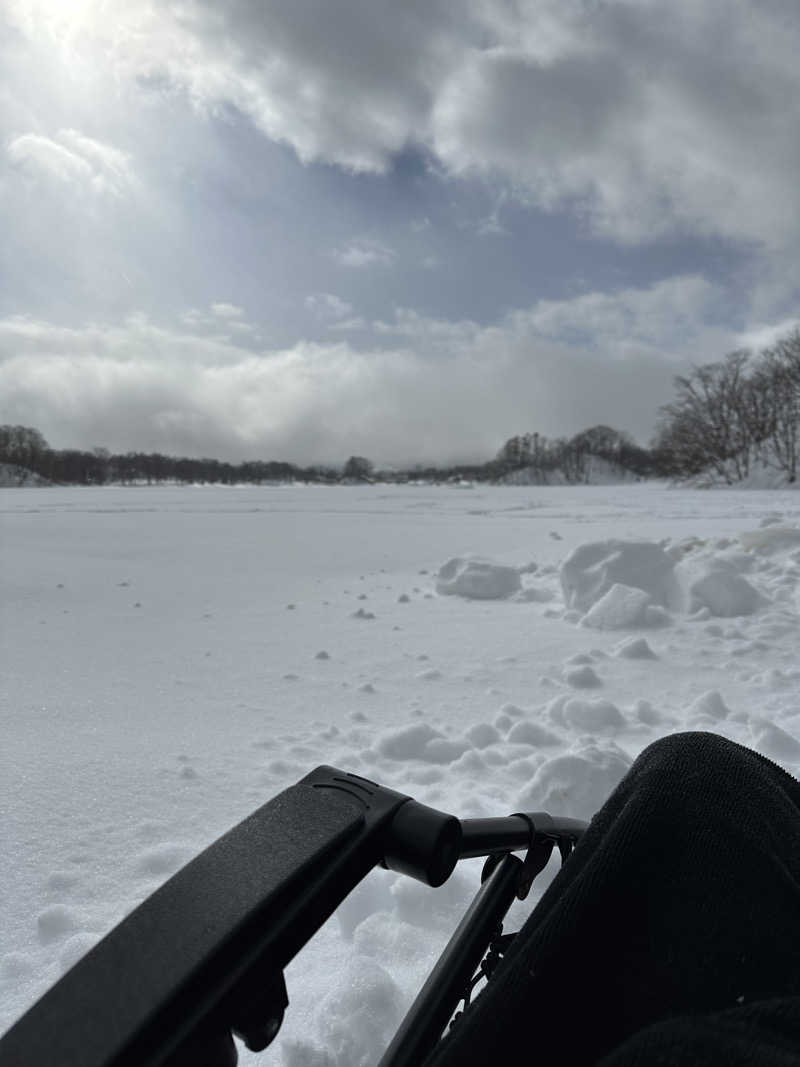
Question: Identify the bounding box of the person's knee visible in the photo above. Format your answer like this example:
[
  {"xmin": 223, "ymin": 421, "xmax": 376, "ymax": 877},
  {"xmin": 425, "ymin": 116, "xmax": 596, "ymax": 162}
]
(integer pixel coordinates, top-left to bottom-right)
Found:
[
  {"xmin": 638, "ymin": 731, "xmax": 731, "ymax": 768},
  {"xmin": 631, "ymin": 731, "xmax": 746, "ymax": 799}
]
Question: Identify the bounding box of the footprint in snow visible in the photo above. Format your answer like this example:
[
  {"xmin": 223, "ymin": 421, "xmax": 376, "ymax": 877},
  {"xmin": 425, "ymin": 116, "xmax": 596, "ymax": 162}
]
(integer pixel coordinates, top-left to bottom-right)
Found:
[
  {"xmin": 45, "ymin": 872, "xmax": 80, "ymax": 892},
  {"xmin": 37, "ymin": 905, "xmax": 79, "ymax": 944},
  {"xmin": 136, "ymin": 844, "xmax": 192, "ymax": 878}
]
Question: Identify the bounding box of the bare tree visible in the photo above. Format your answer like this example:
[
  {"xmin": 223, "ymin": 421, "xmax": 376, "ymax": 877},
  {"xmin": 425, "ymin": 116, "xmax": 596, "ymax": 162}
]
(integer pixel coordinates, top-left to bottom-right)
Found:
[{"xmin": 761, "ymin": 329, "xmax": 800, "ymax": 482}]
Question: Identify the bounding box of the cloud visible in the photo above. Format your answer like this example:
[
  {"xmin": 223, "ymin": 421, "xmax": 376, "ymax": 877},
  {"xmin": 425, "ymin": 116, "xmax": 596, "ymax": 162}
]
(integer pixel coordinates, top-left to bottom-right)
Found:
[
  {"xmin": 0, "ymin": 276, "xmax": 773, "ymax": 465},
  {"xmin": 305, "ymin": 293, "xmax": 354, "ymax": 320},
  {"xmin": 7, "ymin": 129, "xmax": 134, "ymax": 196},
  {"xmin": 210, "ymin": 302, "xmax": 244, "ymax": 319},
  {"xmin": 511, "ymin": 275, "xmax": 725, "ymax": 353},
  {"xmin": 328, "ymin": 317, "xmax": 367, "ymax": 332},
  {"xmin": 8, "ymin": 1, "xmax": 800, "ymax": 249},
  {"xmin": 180, "ymin": 305, "xmax": 254, "ymax": 337},
  {"xmin": 333, "ymin": 240, "xmax": 395, "ymax": 268}
]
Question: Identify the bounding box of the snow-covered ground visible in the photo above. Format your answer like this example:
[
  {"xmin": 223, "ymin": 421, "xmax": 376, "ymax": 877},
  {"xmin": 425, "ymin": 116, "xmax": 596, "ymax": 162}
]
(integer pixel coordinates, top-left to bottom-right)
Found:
[{"xmin": 4, "ymin": 482, "xmax": 800, "ymax": 1064}]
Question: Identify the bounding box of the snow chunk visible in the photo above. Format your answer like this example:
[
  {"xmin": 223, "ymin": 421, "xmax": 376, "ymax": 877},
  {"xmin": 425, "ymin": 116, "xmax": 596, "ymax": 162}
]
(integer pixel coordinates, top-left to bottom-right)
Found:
[
  {"xmin": 436, "ymin": 556, "xmax": 521, "ymax": 600},
  {"xmin": 580, "ymin": 584, "xmax": 656, "ymax": 630},
  {"xmin": 423, "ymin": 737, "xmax": 471, "ymax": 764},
  {"xmin": 516, "ymin": 742, "xmax": 632, "ymax": 821},
  {"xmin": 465, "ymin": 722, "xmax": 501, "ymax": 749},
  {"xmin": 376, "ymin": 723, "xmax": 469, "ymax": 763},
  {"xmin": 632, "ymin": 699, "xmax": 663, "ymax": 725},
  {"xmin": 560, "ymin": 540, "xmax": 678, "ymax": 613},
  {"xmin": 507, "ymin": 720, "xmax": 562, "ymax": 746},
  {"xmin": 564, "ymin": 665, "xmax": 603, "ymax": 689},
  {"xmin": 750, "ymin": 719, "xmax": 800, "ymax": 762},
  {"xmin": 291, "ymin": 958, "xmax": 403, "ymax": 1067},
  {"xmin": 688, "ymin": 690, "xmax": 731, "ymax": 721},
  {"xmin": 613, "ymin": 636, "xmax": 658, "ymax": 659},
  {"xmin": 676, "ymin": 558, "xmax": 765, "ymax": 617},
  {"xmin": 351, "ymin": 607, "xmax": 376, "ymax": 620},
  {"xmin": 562, "ymin": 698, "xmax": 626, "ymax": 733}
]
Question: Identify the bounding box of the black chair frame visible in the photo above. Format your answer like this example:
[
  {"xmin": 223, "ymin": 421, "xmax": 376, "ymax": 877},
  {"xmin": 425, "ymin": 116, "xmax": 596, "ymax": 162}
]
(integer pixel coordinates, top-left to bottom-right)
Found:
[{"xmin": 0, "ymin": 766, "xmax": 586, "ymax": 1067}]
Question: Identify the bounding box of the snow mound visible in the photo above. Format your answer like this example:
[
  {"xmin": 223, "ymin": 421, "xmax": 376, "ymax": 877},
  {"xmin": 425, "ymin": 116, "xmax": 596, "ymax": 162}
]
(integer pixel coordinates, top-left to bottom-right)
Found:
[
  {"xmin": 580, "ymin": 583, "xmax": 666, "ymax": 630},
  {"xmin": 675, "ymin": 557, "xmax": 765, "ymax": 617},
  {"xmin": 506, "ymin": 720, "xmax": 562, "ymax": 747},
  {"xmin": 562, "ymin": 698, "xmax": 626, "ymax": 733},
  {"xmin": 284, "ymin": 957, "xmax": 403, "ymax": 1067},
  {"xmin": 688, "ymin": 690, "xmax": 731, "ymax": 722},
  {"xmin": 560, "ymin": 540, "xmax": 677, "ymax": 612},
  {"xmin": 464, "ymin": 722, "xmax": 501, "ymax": 748},
  {"xmin": 376, "ymin": 723, "xmax": 469, "ymax": 764},
  {"xmin": 516, "ymin": 742, "xmax": 632, "ymax": 821},
  {"xmin": 436, "ymin": 556, "xmax": 521, "ymax": 600},
  {"xmin": 564, "ymin": 665, "xmax": 603, "ymax": 689}
]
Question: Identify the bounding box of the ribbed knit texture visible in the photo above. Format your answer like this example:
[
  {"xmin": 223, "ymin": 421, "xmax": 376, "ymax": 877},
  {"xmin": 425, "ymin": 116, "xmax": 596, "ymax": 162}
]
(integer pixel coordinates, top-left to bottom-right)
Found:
[{"xmin": 425, "ymin": 731, "xmax": 800, "ymax": 1065}]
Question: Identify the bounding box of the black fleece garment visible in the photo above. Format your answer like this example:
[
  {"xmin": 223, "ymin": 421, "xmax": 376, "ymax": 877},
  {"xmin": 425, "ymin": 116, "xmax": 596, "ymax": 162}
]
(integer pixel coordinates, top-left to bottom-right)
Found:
[{"xmin": 425, "ymin": 731, "xmax": 800, "ymax": 1065}]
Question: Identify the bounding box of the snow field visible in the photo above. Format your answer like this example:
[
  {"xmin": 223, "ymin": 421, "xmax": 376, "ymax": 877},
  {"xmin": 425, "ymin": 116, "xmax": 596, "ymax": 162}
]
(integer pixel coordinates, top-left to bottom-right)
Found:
[{"xmin": 3, "ymin": 484, "xmax": 800, "ymax": 1064}]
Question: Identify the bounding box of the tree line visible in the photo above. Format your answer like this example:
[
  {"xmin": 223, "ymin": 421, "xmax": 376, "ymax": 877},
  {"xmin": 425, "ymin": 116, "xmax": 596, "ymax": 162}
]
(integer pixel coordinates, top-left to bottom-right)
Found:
[
  {"xmin": 1, "ymin": 326, "xmax": 798, "ymax": 487},
  {"xmin": 0, "ymin": 427, "xmax": 342, "ymax": 485},
  {"xmin": 0, "ymin": 423, "xmax": 655, "ymax": 486}
]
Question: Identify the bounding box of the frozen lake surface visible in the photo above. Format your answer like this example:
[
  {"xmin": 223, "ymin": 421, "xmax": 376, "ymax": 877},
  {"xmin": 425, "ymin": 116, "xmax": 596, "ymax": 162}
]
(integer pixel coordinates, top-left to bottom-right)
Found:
[{"xmin": 3, "ymin": 482, "xmax": 800, "ymax": 1063}]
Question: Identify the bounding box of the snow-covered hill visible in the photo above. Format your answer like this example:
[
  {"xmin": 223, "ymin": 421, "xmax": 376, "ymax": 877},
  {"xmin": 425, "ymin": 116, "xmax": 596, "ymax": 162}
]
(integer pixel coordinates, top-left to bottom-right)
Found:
[
  {"xmin": 0, "ymin": 463, "xmax": 50, "ymax": 487},
  {"xmin": 500, "ymin": 456, "xmax": 643, "ymax": 486}
]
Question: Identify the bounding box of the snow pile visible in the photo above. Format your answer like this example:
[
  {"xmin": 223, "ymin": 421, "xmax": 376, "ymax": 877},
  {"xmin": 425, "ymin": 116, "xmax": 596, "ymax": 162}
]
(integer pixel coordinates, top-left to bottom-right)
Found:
[
  {"xmin": 560, "ymin": 540, "xmax": 678, "ymax": 612},
  {"xmin": 515, "ymin": 742, "xmax": 633, "ymax": 821},
  {"xmin": 436, "ymin": 556, "xmax": 521, "ymax": 599},
  {"xmin": 581, "ymin": 584, "xmax": 667, "ymax": 630},
  {"xmin": 674, "ymin": 555, "xmax": 765, "ymax": 617},
  {"xmin": 376, "ymin": 723, "xmax": 469, "ymax": 764}
]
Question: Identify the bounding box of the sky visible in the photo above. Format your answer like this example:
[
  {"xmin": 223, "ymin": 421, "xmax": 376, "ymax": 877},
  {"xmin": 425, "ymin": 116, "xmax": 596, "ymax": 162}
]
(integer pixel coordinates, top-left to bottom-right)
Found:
[{"xmin": 1, "ymin": 0, "xmax": 799, "ymax": 467}]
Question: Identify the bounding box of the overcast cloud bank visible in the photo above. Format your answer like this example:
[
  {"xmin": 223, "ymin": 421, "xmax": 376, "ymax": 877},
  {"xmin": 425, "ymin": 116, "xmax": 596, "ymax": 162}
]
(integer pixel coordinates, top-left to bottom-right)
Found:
[{"xmin": 2, "ymin": 0, "xmax": 798, "ymax": 460}]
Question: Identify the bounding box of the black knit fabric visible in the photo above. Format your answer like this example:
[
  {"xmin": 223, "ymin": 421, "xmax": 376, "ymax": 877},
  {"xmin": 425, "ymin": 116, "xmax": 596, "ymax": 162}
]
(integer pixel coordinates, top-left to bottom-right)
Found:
[{"xmin": 425, "ymin": 731, "xmax": 800, "ymax": 1065}]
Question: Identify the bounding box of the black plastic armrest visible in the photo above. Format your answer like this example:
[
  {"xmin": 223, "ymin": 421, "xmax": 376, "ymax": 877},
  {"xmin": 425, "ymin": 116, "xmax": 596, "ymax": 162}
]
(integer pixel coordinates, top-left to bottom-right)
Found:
[{"xmin": 0, "ymin": 767, "xmax": 460, "ymax": 1067}]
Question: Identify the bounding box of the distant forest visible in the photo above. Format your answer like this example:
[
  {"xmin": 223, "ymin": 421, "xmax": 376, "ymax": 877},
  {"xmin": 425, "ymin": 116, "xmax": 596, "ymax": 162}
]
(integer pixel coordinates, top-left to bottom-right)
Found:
[
  {"xmin": 0, "ymin": 422, "xmax": 659, "ymax": 486},
  {"xmin": 2, "ymin": 327, "xmax": 798, "ymax": 487}
]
